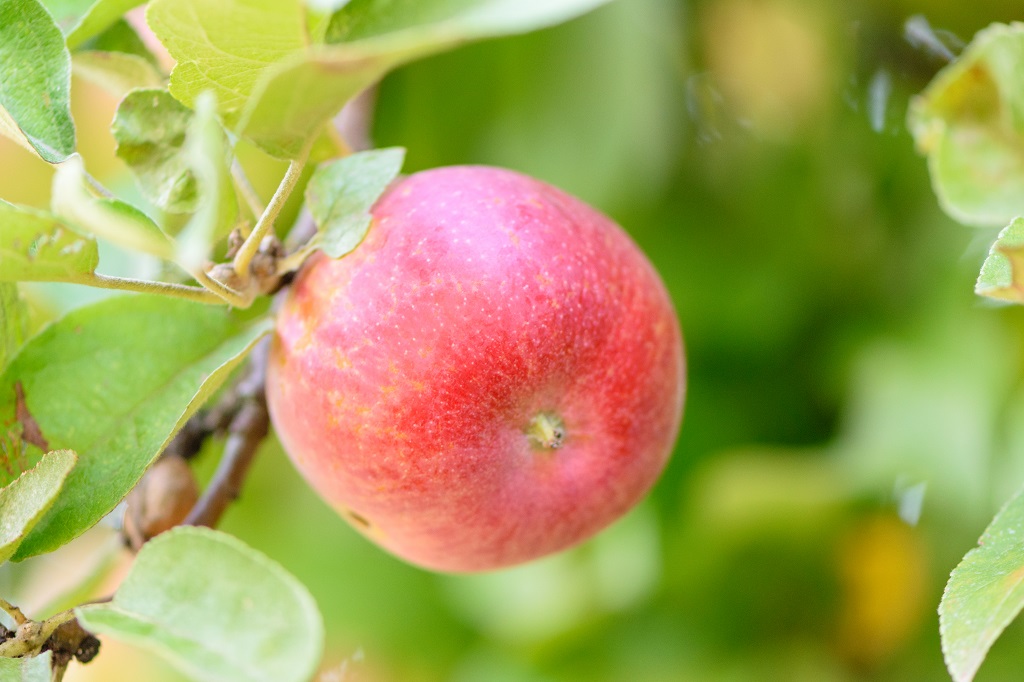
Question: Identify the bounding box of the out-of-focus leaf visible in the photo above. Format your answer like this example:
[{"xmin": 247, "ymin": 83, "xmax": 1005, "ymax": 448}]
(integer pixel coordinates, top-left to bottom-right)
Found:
[
  {"xmin": 323, "ymin": 0, "xmax": 616, "ymax": 44},
  {"xmin": 239, "ymin": 0, "xmax": 613, "ymax": 158},
  {"xmin": 51, "ymin": 155, "xmax": 172, "ymax": 258},
  {"xmin": 236, "ymin": 48, "xmax": 388, "ymax": 159},
  {"xmin": 0, "ymin": 285, "xmax": 28, "ymax": 371},
  {"xmin": 76, "ymin": 526, "xmax": 323, "ymax": 682},
  {"xmin": 304, "ymin": 0, "xmax": 345, "ymax": 43},
  {"xmin": 0, "ymin": 296, "xmax": 272, "ymax": 559},
  {"xmin": 111, "ymin": 89, "xmax": 198, "ymax": 214},
  {"xmin": 0, "ymin": 200, "xmax": 99, "ymax": 283},
  {"xmin": 38, "ymin": 0, "xmax": 92, "ymax": 32},
  {"xmin": 65, "ymin": 0, "xmax": 144, "ymax": 49},
  {"xmin": 174, "ymin": 91, "xmax": 238, "ymax": 271},
  {"xmin": 0, "ymin": 450, "xmax": 76, "ymax": 565},
  {"xmin": 0, "ymin": 0, "xmax": 76, "ymax": 163},
  {"xmin": 146, "ymin": 0, "xmax": 306, "ymax": 125},
  {"xmin": 81, "ymin": 17, "xmax": 158, "ymax": 64},
  {"xmin": 0, "ymin": 651, "xmax": 52, "ymax": 681},
  {"xmin": 940, "ymin": 486, "xmax": 1024, "ymax": 682},
  {"xmin": 307, "ymin": 0, "xmax": 350, "ymax": 14},
  {"xmin": 909, "ymin": 23, "xmax": 1024, "ymax": 227},
  {"xmin": 471, "ymin": 0, "xmax": 681, "ymax": 210},
  {"xmin": 835, "ymin": 303, "xmax": 1012, "ymax": 518},
  {"xmin": 976, "ymin": 217, "xmax": 1024, "ymax": 303},
  {"xmin": 71, "ymin": 50, "xmax": 163, "ymax": 98},
  {"xmin": 303, "ymin": 147, "xmax": 404, "ymax": 259}
]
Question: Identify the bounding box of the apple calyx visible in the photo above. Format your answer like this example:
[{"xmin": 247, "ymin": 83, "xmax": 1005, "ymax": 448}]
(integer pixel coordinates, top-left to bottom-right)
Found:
[{"xmin": 527, "ymin": 412, "xmax": 566, "ymax": 450}]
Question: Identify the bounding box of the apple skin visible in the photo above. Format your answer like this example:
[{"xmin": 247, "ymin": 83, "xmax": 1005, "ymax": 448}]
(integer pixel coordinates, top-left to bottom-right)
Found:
[{"xmin": 266, "ymin": 166, "xmax": 685, "ymax": 572}]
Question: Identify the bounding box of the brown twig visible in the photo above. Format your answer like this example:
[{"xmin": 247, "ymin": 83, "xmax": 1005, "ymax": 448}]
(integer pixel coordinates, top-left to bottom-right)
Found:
[
  {"xmin": 182, "ymin": 337, "xmax": 271, "ymax": 528},
  {"xmin": 0, "ymin": 602, "xmax": 99, "ymax": 678}
]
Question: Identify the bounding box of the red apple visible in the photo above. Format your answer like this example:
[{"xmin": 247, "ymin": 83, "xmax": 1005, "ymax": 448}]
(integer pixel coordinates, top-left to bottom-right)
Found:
[{"xmin": 266, "ymin": 166, "xmax": 684, "ymax": 572}]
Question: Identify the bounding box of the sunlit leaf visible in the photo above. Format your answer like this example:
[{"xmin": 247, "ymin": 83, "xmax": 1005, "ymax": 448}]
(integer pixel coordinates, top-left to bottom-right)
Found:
[
  {"xmin": 0, "ymin": 0, "xmax": 76, "ymax": 163},
  {"xmin": 146, "ymin": 0, "xmax": 306, "ymax": 125},
  {"xmin": 237, "ymin": 46, "xmax": 390, "ymax": 159},
  {"xmin": 72, "ymin": 50, "xmax": 163, "ymax": 98},
  {"xmin": 0, "ymin": 200, "xmax": 99, "ymax": 283},
  {"xmin": 909, "ymin": 23, "xmax": 1024, "ymax": 227},
  {"xmin": 304, "ymin": 147, "xmax": 404, "ymax": 259},
  {"xmin": 240, "ymin": 0, "xmax": 613, "ymax": 158},
  {"xmin": 323, "ymin": 0, "xmax": 617, "ymax": 44},
  {"xmin": 0, "ymin": 651, "xmax": 52, "ymax": 682},
  {"xmin": 173, "ymin": 91, "xmax": 239, "ymax": 271},
  {"xmin": 0, "ymin": 450, "xmax": 76, "ymax": 565},
  {"xmin": 76, "ymin": 526, "xmax": 323, "ymax": 682},
  {"xmin": 51, "ymin": 155, "xmax": 172, "ymax": 258},
  {"xmin": 976, "ymin": 217, "xmax": 1024, "ymax": 303},
  {"xmin": 0, "ymin": 296, "xmax": 272, "ymax": 559},
  {"xmin": 111, "ymin": 89, "xmax": 198, "ymax": 214},
  {"xmin": 940, "ymin": 486, "xmax": 1024, "ymax": 682}
]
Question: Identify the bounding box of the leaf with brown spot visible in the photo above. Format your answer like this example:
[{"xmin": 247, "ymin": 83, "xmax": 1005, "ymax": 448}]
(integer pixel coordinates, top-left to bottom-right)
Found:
[{"xmin": 14, "ymin": 382, "xmax": 47, "ymax": 452}]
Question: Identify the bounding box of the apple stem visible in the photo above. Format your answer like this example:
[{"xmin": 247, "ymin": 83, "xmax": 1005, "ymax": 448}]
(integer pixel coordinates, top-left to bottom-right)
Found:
[
  {"xmin": 231, "ymin": 138, "xmax": 314, "ymax": 291},
  {"xmin": 76, "ymin": 273, "xmax": 227, "ymax": 305},
  {"xmin": 527, "ymin": 412, "xmax": 566, "ymax": 450}
]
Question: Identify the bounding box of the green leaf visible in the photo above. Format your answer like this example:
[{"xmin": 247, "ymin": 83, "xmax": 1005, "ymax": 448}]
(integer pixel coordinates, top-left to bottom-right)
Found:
[
  {"xmin": 0, "ymin": 651, "xmax": 52, "ymax": 682},
  {"xmin": 76, "ymin": 526, "xmax": 323, "ymax": 682},
  {"xmin": 975, "ymin": 217, "xmax": 1024, "ymax": 303},
  {"xmin": 174, "ymin": 92, "xmax": 239, "ymax": 271},
  {"xmin": 909, "ymin": 23, "xmax": 1024, "ymax": 227},
  {"xmin": 237, "ymin": 46, "xmax": 391, "ymax": 159},
  {"xmin": 51, "ymin": 155, "xmax": 172, "ymax": 258},
  {"xmin": 0, "ymin": 0, "xmax": 76, "ymax": 163},
  {"xmin": 239, "ymin": 0, "xmax": 612, "ymax": 157},
  {"xmin": 0, "ymin": 200, "xmax": 99, "ymax": 283},
  {"xmin": 323, "ymin": 0, "xmax": 617, "ymax": 44},
  {"xmin": 304, "ymin": 147, "xmax": 404, "ymax": 258},
  {"xmin": 72, "ymin": 50, "xmax": 163, "ymax": 98},
  {"xmin": 112, "ymin": 89, "xmax": 199, "ymax": 214},
  {"xmin": 0, "ymin": 450, "xmax": 76, "ymax": 565},
  {"xmin": 940, "ymin": 486, "xmax": 1024, "ymax": 681},
  {"xmin": 65, "ymin": 0, "xmax": 144, "ymax": 49},
  {"xmin": 148, "ymin": 0, "xmax": 609, "ymax": 158},
  {"xmin": 0, "ymin": 285, "xmax": 28, "ymax": 372},
  {"xmin": 0, "ymin": 296, "xmax": 272, "ymax": 559},
  {"xmin": 146, "ymin": 0, "xmax": 307, "ymax": 126}
]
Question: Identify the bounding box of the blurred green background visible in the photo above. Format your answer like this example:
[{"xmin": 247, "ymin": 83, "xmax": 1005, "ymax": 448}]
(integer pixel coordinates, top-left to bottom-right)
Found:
[{"xmin": 7, "ymin": 0, "xmax": 1024, "ymax": 680}]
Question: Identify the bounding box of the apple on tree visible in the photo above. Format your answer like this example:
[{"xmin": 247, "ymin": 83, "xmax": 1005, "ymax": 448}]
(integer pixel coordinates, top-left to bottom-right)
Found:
[{"xmin": 266, "ymin": 165, "xmax": 685, "ymax": 572}]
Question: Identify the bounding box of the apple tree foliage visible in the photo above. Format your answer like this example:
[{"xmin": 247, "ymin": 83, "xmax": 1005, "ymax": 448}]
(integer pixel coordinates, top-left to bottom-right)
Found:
[
  {"xmin": 910, "ymin": 20, "xmax": 1024, "ymax": 682},
  {"xmin": 0, "ymin": 0, "xmax": 612, "ymax": 678}
]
